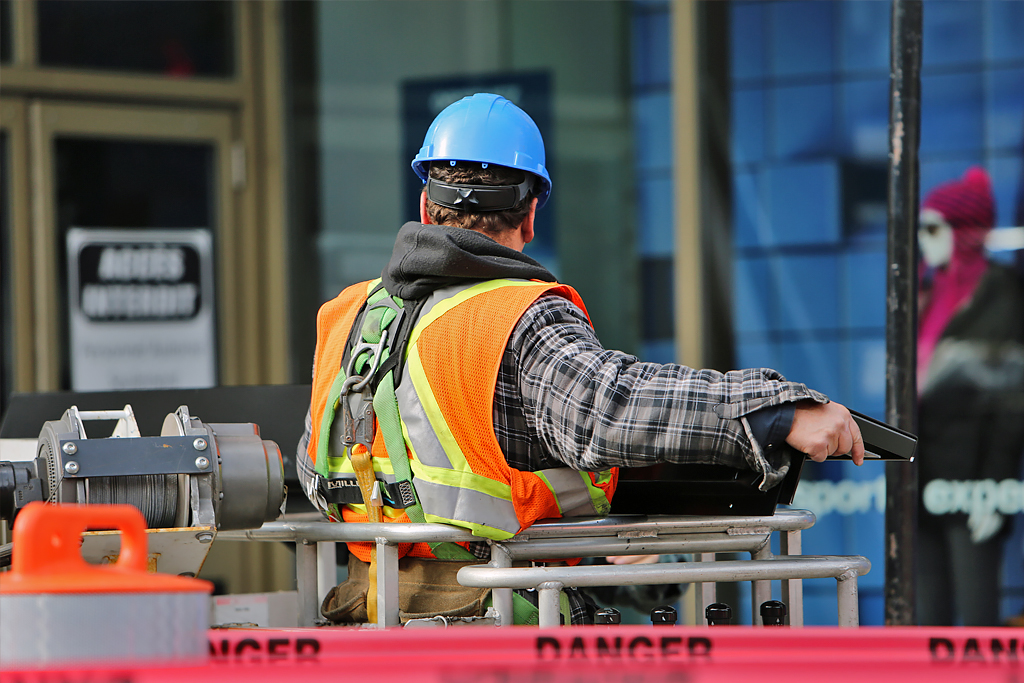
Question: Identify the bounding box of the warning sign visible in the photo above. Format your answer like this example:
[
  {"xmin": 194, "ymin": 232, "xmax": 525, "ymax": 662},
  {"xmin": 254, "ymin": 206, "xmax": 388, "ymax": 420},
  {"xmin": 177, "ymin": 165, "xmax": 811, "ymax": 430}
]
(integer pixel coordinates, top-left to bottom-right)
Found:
[{"xmin": 67, "ymin": 228, "xmax": 216, "ymax": 391}]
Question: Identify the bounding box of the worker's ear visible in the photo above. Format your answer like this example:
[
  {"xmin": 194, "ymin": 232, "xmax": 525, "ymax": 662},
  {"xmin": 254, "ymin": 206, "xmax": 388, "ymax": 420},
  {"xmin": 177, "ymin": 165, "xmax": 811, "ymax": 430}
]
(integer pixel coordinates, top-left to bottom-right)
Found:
[
  {"xmin": 519, "ymin": 198, "xmax": 537, "ymax": 245},
  {"xmin": 419, "ymin": 189, "xmax": 431, "ymax": 224}
]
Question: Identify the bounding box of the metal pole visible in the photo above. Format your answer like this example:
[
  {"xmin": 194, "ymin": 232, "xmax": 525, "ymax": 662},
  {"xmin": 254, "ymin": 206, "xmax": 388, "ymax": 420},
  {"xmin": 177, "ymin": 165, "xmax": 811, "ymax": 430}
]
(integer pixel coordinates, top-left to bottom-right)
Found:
[
  {"xmin": 295, "ymin": 540, "xmax": 319, "ymax": 627},
  {"xmin": 698, "ymin": 552, "xmax": 716, "ymax": 625},
  {"xmin": 780, "ymin": 529, "xmax": 804, "ymax": 627},
  {"xmin": 885, "ymin": 0, "xmax": 922, "ymax": 627},
  {"xmin": 837, "ymin": 570, "xmax": 862, "ymax": 628},
  {"xmin": 751, "ymin": 544, "xmax": 772, "ymax": 626},
  {"xmin": 489, "ymin": 544, "xmax": 515, "ymax": 627},
  {"xmin": 316, "ymin": 541, "xmax": 337, "ymax": 607},
  {"xmin": 537, "ymin": 582, "xmax": 564, "ymax": 628},
  {"xmin": 376, "ymin": 538, "xmax": 401, "ymax": 627}
]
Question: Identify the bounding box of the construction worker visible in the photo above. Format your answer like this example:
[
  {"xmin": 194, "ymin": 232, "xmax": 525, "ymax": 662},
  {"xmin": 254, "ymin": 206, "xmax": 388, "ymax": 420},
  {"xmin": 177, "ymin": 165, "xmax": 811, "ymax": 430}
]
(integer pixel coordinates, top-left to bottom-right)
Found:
[{"xmin": 296, "ymin": 93, "xmax": 864, "ymax": 625}]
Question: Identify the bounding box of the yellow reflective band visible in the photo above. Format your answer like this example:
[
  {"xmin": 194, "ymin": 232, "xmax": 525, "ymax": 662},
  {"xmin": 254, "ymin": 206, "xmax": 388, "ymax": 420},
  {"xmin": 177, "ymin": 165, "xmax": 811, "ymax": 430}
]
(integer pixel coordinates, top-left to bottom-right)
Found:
[
  {"xmin": 328, "ymin": 454, "xmax": 396, "ymax": 476},
  {"xmin": 345, "ymin": 502, "xmax": 410, "ymax": 519},
  {"xmin": 534, "ymin": 471, "xmax": 563, "ymax": 515},
  {"xmin": 407, "ymin": 458, "xmax": 511, "ymax": 500},
  {"xmin": 423, "ymin": 512, "xmax": 517, "ymax": 540},
  {"xmin": 405, "ymin": 348, "xmax": 512, "ymax": 500},
  {"xmin": 583, "ymin": 471, "xmax": 612, "ymax": 516},
  {"xmin": 405, "ymin": 348, "xmax": 470, "ymax": 470},
  {"xmin": 327, "ymin": 455, "xmax": 349, "ymax": 472},
  {"xmin": 406, "ymin": 279, "xmax": 545, "ymax": 352}
]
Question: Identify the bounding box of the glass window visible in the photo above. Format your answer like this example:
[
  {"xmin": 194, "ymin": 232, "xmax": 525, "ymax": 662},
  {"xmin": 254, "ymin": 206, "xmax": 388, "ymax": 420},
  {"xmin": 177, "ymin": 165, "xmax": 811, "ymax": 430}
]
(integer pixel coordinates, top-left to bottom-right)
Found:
[
  {"xmin": 37, "ymin": 1, "xmax": 234, "ymax": 77},
  {"xmin": 313, "ymin": 1, "xmax": 637, "ymax": 355},
  {"xmin": 54, "ymin": 138, "xmax": 215, "ymax": 387},
  {"xmin": 0, "ymin": 1, "xmax": 11, "ymax": 64}
]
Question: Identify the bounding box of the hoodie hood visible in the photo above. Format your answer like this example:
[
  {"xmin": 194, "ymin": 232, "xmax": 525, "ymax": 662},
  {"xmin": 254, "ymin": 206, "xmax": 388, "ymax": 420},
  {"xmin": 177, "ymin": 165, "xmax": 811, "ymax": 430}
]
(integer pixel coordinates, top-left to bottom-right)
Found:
[{"xmin": 382, "ymin": 222, "xmax": 556, "ymax": 300}]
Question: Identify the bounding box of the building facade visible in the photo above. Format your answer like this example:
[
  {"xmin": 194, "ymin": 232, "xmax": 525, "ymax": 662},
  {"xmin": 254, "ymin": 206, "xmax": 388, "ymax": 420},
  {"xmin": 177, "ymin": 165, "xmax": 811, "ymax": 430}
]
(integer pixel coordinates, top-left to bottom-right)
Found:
[{"xmin": 1, "ymin": 0, "xmax": 1022, "ymax": 623}]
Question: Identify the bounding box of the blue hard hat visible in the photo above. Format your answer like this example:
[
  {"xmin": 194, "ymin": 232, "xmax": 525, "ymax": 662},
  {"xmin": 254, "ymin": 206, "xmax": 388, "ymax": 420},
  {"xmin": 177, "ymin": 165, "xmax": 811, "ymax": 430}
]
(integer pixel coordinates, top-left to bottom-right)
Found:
[{"xmin": 412, "ymin": 93, "xmax": 552, "ymax": 208}]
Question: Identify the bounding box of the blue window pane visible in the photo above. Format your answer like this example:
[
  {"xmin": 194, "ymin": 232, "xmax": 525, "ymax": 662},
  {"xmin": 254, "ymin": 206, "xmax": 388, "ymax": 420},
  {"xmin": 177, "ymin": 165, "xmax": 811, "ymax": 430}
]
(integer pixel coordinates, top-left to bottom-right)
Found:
[
  {"xmin": 632, "ymin": 8, "xmax": 671, "ymax": 89},
  {"xmin": 771, "ymin": 83, "xmax": 836, "ymax": 159},
  {"xmin": 921, "ymin": 159, "xmax": 985, "ymax": 206},
  {"xmin": 733, "ymin": 256, "xmax": 775, "ymax": 335},
  {"xmin": 769, "ymin": 1, "xmax": 835, "ymax": 78},
  {"xmin": 766, "ymin": 162, "xmax": 841, "ymax": 246},
  {"xmin": 841, "ymin": 78, "xmax": 889, "ymax": 159},
  {"xmin": 845, "ymin": 337, "xmax": 887, "ymax": 418},
  {"xmin": 634, "ymin": 92, "xmax": 672, "ymax": 171},
  {"xmin": 987, "ymin": 0, "xmax": 1024, "ymax": 62},
  {"xmin": 920, "ymin": 72, "xmax": 984, "ymax": 156},
  {"xmin": 987, "ymin": 155, "xmax": 1023, "ymax": 229},
  {"xmin": 778, "ymin": 338, "xmax": 843, "ymax": 401},
  {"xmin": 986, "ymin": 68, "xmax": 1024, "ymax": 152},
  {"xmin": 839, "ymin": 0, "xmax": 889, "ymax": 74},
  {"xmin": 732, "ymin": 87, "xmax": 766, "ymax": 165},
  {"xmin": 731, "ymin": 1, "xmax": 766, "ymax": 81},
  {"xmin": 637, "ymin": 175, "xmax": 674, "ymax": 256},
  {"xmin": 922, "ymin": 0, "xmax": 983, "ymax": 69},
  {"xmin": 774, "ymin": 254, "xmax": 840, "ymax": 331},
  {"xmin": 839, "ymin": 467, "xmax": 885, "ymax": 593},
  {"xmin": 843, "ymin": 249, "xmax": 886, "ymax": 329},
  {"xmin": 732, "ymin": 170, "xmax": 765, "ymax": 248},
  {"xmin": 1002, "ymin": 522, "xmax": 1024, "ymax": 623},
  {"xmin": 640, "ymin": 339, "xmax": 675, "ymax": 364},
  {"xmin": 736, "ymin": 339, "xmax": 779, "ymax": 372}
]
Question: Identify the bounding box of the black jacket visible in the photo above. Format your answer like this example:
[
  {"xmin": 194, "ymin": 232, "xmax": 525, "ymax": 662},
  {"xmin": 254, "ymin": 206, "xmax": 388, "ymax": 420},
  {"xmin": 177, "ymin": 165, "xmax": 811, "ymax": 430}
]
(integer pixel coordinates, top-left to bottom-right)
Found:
[{"xmin": 918, "ymin": 264, "xmax": 1024, "ymax": 487}]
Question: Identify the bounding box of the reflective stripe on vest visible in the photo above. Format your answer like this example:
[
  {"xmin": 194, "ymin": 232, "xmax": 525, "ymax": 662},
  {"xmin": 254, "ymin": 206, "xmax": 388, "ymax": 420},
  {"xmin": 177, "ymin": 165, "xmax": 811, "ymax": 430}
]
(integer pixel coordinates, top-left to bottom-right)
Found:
[{"xmin": 320, "ymin": 278, "xmax": 616, "ymax": 546}]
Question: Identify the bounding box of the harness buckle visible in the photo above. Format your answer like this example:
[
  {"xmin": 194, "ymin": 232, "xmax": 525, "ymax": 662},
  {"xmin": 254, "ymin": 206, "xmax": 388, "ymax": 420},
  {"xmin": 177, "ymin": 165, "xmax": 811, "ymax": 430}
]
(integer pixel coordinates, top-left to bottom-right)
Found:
[
  {"xmin": 343, "ymin": 296, "xmax": 407, "ymax": 394},
  {"xmin": 344, "ymin": 328, "xmax": 389, "ymax": 395},
  {"xmin": 338, "ymin": 391, "xmax": 375, "ymax": 451}
]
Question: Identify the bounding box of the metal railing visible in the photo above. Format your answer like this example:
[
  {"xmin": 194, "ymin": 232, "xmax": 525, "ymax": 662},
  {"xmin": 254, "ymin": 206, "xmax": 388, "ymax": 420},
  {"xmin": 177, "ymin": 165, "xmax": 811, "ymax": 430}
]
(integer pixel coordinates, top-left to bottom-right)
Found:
[{"xmin": 218, "ymin": 509, "xmax": 869, "ymax": 629}]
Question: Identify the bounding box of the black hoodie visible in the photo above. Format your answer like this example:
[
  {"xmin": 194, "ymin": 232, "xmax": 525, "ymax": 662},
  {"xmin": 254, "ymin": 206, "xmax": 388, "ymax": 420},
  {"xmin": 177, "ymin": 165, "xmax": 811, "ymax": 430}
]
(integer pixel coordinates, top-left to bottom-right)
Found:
[{"xmin": 382, "ymin": 222, "xmax": 555, "ymax": 300}]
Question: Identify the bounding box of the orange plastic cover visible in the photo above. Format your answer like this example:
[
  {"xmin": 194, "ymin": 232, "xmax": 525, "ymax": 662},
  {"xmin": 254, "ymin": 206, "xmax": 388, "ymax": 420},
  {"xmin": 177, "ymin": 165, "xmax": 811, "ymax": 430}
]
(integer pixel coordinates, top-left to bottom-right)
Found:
[{"xmin": 0, "ymin": 502, "xmax": 213, "ymax": 595}]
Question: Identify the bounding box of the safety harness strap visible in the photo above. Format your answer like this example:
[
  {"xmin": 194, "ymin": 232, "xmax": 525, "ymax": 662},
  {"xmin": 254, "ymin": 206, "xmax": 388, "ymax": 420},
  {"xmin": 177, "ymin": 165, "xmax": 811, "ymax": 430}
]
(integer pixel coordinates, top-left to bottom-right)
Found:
[{"xmin": 348, "ymin": 284, "xmax": 474, "ymax": 561}]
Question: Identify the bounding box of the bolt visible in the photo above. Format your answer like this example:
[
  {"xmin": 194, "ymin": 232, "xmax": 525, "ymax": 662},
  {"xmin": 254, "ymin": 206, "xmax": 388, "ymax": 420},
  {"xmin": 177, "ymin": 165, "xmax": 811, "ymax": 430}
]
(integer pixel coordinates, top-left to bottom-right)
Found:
[
  {"xmin": 192, "ymin": 437, "xmax": 208, "ymax": 451},
  {"xmin": 195, "ymin": 456, "xmax": 210, "ymax": 470},
  {"xmin": 64, "ymin": 461, "xmax": 80, "ymax": 475},
  {"xmin": 195, "ymin": 532, "xmax": 214, "ymax": 544},
  {"xmin": 651, "ymin": 605, "xmax": 677, "ymax": 626},
  {"xmin": 62, "ymin": 442, "xmax": 77, "ymax": 455}
]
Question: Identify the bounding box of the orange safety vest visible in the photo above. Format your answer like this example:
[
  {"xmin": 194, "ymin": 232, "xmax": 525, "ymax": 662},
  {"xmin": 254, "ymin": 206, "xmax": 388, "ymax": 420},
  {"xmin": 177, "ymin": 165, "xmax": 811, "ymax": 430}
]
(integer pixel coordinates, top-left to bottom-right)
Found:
[{"xmin": 307, "ymin": 278, "xmax": 618, "ymax": 561}]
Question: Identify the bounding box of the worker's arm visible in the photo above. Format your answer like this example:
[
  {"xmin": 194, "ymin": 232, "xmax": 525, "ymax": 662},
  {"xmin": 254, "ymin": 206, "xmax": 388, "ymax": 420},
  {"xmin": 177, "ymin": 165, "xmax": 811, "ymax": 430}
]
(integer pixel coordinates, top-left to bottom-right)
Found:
[{"xmin": 512, "ymin": 295, "xmax": 847, "ymax": 474}]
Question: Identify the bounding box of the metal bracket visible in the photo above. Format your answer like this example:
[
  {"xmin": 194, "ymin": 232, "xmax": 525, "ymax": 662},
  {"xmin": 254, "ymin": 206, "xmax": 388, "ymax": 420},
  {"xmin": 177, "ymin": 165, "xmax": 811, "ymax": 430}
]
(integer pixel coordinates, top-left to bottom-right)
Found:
[
  {"xmin": 342, "ymin": 296, "xmax": 407, "ymax": 395},
  {"xmin": 339, "ymin": 392, "xmax": 375, "ymax": 450},
  {"xmin": 57, "ymin": 436, "xmax": 215, "ymax": 478}
]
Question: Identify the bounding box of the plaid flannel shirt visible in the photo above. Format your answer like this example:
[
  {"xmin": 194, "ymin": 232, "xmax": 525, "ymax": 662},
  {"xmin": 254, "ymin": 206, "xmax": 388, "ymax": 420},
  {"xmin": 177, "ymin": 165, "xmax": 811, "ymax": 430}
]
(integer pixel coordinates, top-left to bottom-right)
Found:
[
  {"xmin": 297, "ymin": 292, "xmax": 826, "ymax": 508},
  {"xmin": 296, "ymin": 291, "xmax": 825, "ymax": 624}
]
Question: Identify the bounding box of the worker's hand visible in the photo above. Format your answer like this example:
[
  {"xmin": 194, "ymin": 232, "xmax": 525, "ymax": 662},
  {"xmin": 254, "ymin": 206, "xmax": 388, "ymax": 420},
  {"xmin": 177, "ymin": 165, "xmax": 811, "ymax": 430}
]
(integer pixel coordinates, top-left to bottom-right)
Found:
[
  {"xmin": 605, "ymin": 555, "xmax": 660, "ymax": 565},
  {"xmin": 786, "ymin": 401, "xmax": 865, "ymax": 465}
]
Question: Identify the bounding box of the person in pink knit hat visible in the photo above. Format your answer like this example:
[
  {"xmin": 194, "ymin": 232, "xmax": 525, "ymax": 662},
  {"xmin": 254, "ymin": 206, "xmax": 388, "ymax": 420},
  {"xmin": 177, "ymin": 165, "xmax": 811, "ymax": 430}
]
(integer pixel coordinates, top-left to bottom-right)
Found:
[{"xmin": 916, "ymin": 166, "xmax": 1024, "ymax": 626}]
